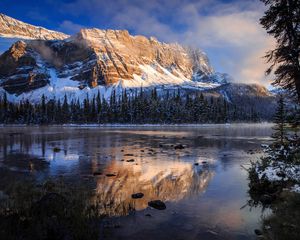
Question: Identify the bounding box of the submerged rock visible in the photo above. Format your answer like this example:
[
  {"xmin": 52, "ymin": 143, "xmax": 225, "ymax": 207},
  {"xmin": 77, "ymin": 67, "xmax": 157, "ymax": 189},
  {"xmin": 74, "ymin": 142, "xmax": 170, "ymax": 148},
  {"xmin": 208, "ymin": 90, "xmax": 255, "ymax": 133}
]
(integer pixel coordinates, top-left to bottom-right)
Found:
[
  {"xmin": 148, "ymin": 200, "xmax": 166, "ymax": 210},
  {"xmin": 126, "ymin": 159, "xmax": 135, "ymax": 162},
  {"xmin": 124, "ymin": 153, "xmax": 134, "ymax": 156},
  {"xmin": 131, "ymin": 193, "xmax": 144, "ymax": 199},
  {"xmin": 174, "ymin": 144, "xmax": 185, "ymax": 150},
  {"xmin": 106, "ymin": 173, "xmax": 116, "ymax": 177},
  {"xmin": 93, "ymin": 171, "xmax": 102, "ymax": 176},
  {"xmin": 254, "ymin": 229, "xmax": 263, "ymax": 236}
]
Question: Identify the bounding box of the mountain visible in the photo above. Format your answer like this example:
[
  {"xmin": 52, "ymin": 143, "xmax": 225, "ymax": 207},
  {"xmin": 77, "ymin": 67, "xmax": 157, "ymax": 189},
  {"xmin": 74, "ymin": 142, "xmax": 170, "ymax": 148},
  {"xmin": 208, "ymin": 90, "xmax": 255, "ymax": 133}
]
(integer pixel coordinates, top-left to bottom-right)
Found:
[
  {"xmin": 0, "ymin": 14, "xmax": 276, "ymax": 119},
  {"xmin": 0, "ymin": 14, "xmax": 68, "ymax": 40},
  {"xmin": 0, "ymin": 28, "xmax": 227, "ymax": 96}
]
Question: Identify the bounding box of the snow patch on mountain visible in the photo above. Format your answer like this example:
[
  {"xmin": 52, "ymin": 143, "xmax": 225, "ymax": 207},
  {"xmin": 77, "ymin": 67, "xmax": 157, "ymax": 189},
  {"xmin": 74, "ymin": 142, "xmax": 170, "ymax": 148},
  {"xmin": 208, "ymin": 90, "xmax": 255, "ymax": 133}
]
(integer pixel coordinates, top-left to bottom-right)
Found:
[
  {"xmin": 120, "ymin": 64, "xmax": 222, "ymax": 89},
  {"xmin": 1, "ymin": 61, "xmax": 222, "ymax": 104}
]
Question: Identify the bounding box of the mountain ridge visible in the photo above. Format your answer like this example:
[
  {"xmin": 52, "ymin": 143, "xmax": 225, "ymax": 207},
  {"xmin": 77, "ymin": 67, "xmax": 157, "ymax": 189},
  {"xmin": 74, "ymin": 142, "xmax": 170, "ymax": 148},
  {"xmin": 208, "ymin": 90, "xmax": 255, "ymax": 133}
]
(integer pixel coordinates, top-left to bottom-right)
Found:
[
  {"xmin": 0, "ymin": 13, "xmax": 276, "ymax": 120},
  {"xmin": 0, "ymin": 13, "xmax": 69, "ymax": 40},
  {"xmin": 0, "ymin": 23, "xmax": 229, "ymax": 98}
]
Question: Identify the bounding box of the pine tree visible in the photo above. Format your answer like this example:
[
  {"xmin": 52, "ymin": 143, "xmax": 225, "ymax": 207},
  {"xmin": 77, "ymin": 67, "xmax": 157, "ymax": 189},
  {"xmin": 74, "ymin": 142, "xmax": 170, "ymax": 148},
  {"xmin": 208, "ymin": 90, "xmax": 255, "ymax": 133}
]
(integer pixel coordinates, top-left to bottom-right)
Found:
[
  {"xmin": 260, "ymin": 0, "xmax": 300, "ymax": 102},
  {"xmin": 83, "ymin": 95, "xmax": 90, "ymax": 123},
  {"xmin": 62, "ymin": 95, "xmax": 69, "ymax": 123},
  {"xmin": 266, "ymin": 94, "xmax": 291, "ymax": 163},
  {"xmin": 40, "ymin": 94, "xmax": 47, "ymax": 124},
  {"xmin": 272, "ymin": 94, "xmax": 287, "ymax": 145},
  {"xmin": 91, "ymin": 95, "xmax": 97, "ymax": 122},
  {"xmin": 96, "ymin": 90, "xmax": 102, "ymax": 123}
]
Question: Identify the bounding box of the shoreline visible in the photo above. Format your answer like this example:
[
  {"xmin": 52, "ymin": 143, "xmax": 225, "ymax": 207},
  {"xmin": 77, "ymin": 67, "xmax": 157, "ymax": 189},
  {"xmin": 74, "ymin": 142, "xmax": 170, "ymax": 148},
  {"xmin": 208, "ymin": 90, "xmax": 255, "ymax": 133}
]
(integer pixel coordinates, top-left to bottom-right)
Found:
[{"xmin": 0, "ymin": 122, "xmax": 274, "ymax": 128}]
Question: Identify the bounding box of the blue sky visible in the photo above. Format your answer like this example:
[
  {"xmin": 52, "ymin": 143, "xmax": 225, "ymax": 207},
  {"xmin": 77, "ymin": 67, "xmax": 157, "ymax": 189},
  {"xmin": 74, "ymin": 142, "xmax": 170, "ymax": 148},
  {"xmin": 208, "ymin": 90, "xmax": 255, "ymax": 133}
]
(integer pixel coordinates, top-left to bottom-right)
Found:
[{"xmin": 0, "ymin": 0, "xmax": 275, "ymax": 86}]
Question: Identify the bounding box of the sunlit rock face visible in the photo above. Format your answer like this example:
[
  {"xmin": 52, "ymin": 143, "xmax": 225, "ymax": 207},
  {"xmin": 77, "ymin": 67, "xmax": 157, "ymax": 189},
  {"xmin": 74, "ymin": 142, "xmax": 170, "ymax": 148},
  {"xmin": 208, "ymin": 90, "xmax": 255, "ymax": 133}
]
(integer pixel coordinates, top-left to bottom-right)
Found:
[
  {"xmin": 0, "ymin": 25, "xmax": 220, "ymax": 94},
  {"xmin": 68, "ymin": 28, "xmax": 213, "ymax": 85},
  {"xmin": 0, "ymin": 14, "xmax": 68, "ymax": 40},
  {"xmin": 0, "ymin": 13, "xmax": 275, "ymax": 108},
  {"xmin": 92, "ymin": 160, "xmax": 214, "ymax": 216}
]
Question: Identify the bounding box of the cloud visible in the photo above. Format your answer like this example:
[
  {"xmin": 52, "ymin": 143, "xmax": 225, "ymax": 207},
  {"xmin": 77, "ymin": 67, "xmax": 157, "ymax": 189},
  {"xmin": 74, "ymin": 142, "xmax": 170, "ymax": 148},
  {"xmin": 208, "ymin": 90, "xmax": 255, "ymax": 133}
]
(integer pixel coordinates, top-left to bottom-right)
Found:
[
  {"xmin": 58, "ymin": 20, "xmax": 85, "ymax": 34},
  {"xmin": 61, "ymin": 0, "xmax": 275, "ymax": 86},
  {"xmin": 179, "ymin": 4, "xmax": 276, "ymax": 85}
]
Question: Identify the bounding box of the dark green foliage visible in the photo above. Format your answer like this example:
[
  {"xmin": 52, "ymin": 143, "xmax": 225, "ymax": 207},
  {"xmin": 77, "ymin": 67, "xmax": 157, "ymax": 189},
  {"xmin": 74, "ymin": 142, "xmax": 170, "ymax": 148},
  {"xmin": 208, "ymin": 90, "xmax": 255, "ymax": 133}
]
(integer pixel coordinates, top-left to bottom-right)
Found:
[
  {"xmin": 266, "ymin": 95, "xmax": 300, "ymax": 164},
  {"xmin": 260, "ymin": 0, "xmax": 300, "ymax": 102},
  {"xmin": 0, "ymin": 88, "xmax": 266, "ymax": 124},
  {"xmin": 261, "ymin": 192, "xmax": 300, "ymax": 240},
  {"xmin": 272, "ymin": 94, "xmax": 287, "ymax": 145}
]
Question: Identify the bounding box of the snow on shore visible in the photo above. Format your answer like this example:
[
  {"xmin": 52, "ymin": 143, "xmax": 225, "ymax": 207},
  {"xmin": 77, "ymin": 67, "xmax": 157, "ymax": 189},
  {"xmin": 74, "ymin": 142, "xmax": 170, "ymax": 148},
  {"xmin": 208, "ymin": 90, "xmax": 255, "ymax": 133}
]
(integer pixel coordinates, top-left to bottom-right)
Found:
[{"xmin": 256, "ymin": 161, "xmax": 300, "ymax": 193}]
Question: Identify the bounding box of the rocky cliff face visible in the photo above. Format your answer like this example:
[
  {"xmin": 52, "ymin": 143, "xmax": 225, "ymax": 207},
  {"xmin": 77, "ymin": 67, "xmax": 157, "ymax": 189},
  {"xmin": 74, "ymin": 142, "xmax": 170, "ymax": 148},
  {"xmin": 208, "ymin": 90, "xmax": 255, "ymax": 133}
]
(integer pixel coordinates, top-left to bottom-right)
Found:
[
  {"xmin": 0, "ymin": 41, "xmax": 49, "ymax": 94},
  {"xmin": 0, "ymin": 14, "xmax": 274, "ymax": 109},
  {"xmin": 0, "ymin": 13, "xmax": 68, "ymax": 40},
  {"xmin": 55, "ymin": 28, "xmax": 216, "ymax": 86},
  {"xmin": 0, "ymin": 28, "xmax": 224, "ymax": 95}
]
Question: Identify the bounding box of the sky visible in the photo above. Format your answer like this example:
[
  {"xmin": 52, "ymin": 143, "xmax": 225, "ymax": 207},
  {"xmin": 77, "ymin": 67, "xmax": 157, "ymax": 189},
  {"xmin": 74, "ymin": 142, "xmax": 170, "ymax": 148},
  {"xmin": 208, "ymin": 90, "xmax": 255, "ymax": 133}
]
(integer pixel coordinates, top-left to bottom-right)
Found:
[{"xmin": 0, "ymin": 0, "xmax": 275, "ymax": 86}]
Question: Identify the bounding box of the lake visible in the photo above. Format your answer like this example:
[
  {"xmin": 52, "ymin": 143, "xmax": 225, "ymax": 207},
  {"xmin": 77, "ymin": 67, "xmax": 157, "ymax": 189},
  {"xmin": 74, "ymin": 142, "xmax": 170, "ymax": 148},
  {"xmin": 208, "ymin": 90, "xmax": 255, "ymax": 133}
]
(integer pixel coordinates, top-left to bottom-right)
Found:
[{"xmin": 0, "ymin": 124, "xmax": 273, "ymax": 240}]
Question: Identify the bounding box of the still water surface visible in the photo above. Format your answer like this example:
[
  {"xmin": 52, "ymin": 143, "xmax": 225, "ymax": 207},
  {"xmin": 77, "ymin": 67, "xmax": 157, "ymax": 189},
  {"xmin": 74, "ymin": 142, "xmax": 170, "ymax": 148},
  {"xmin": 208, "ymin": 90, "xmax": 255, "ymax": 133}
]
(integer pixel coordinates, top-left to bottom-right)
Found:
[{"xmin": 0, "ymin": 124, "xmax": 273, "ymax": 239}]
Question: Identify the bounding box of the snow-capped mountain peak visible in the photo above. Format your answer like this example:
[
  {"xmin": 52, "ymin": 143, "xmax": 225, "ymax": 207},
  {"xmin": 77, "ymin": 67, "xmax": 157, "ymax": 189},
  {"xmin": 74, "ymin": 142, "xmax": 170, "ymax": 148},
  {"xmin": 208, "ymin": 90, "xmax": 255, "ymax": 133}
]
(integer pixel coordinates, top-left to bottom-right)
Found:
[
  {"xmin": 0, "ymin": 13, "xmax": 69, "ymax": 40},
  {"xmin": 0, "ymin": 13, "xmax": 274, "ymax": 114}
]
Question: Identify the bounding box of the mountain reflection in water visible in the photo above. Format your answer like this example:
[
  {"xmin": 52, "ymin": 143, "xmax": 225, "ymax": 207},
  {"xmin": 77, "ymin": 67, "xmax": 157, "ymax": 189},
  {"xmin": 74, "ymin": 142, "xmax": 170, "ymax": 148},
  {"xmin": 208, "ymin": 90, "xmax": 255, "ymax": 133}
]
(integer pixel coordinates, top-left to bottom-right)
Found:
[
  {"xmin": 0, "ymin": 125, "xmax": 274, "ymax": 239},
  {"xmin": 93, "ymin": 160, "xmax": 214, "ymax": 216}
]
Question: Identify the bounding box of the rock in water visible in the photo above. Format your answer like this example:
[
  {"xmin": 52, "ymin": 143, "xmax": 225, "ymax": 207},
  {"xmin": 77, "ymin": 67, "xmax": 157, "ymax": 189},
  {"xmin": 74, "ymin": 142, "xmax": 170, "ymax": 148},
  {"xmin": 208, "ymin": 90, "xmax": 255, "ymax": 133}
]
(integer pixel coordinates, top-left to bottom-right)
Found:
[
  {"xmin": 106, "ymin": 173, "xmax": 116, "ymax": 177},
  {"xmin": 131, "ymin": 193, "xmax": 144, "ymax": 199},
  {"xmin": 174, "ymin": 144, "xmax": 185, "ymax": 150},
  {"xmin": 126, "ymin": 159, "xmax": 135, "ymax": 162},
  {"xmin": 124, "ymin": 154, "xmax": 134, "ymax": 156},
  {"xmin": 93, "ymin": 171, "xmax": 102, "ymax": 176},
  {"xmin": 254, "ymin": 229, "xmax": 263, "ymax": 236},
  {"xmin": 148, "ymin": 200, "xmax": 166, "ymax": 210}
]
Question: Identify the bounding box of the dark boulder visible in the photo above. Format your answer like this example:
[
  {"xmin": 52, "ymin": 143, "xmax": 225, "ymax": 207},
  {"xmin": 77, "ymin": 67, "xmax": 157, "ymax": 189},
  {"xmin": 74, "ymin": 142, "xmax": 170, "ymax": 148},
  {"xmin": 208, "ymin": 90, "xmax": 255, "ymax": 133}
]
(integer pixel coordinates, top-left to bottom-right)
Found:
[
  {"xmin": 93, "ymin": 171, "xmax": 102, "ymax": 176},
  {"xmin": 174, "ymin": 144, "xmax": 185, "ymax": 150},
  {"xmin": 106, "ymin": 173, "xmax": 116, "ymax": 177},
  {"xmin": 131, "ymin": 193, "xmax": 144, "ymax": 199},
  {"xmin": 148, "ymin": 200, "xmax": 166, "ymax": 210},
  {"xmin": 124, "ymin": 154, "xmax": 134, "ymax": 156},
  {"xmin": 254, "ymin": 229, "xmax": 263, "ymax": 236}
]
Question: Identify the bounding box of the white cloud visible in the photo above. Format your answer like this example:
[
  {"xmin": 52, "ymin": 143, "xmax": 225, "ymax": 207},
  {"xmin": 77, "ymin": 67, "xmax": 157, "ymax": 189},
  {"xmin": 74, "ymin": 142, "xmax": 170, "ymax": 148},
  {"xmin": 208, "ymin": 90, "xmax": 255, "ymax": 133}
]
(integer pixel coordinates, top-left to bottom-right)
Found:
[
  {"xmin": 180, "ymin": 6, "xmax": 276, "ymax": 85},
  {"xmin": 58, "ymin": 20, "xmax": 85, "ymax": 34}
]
